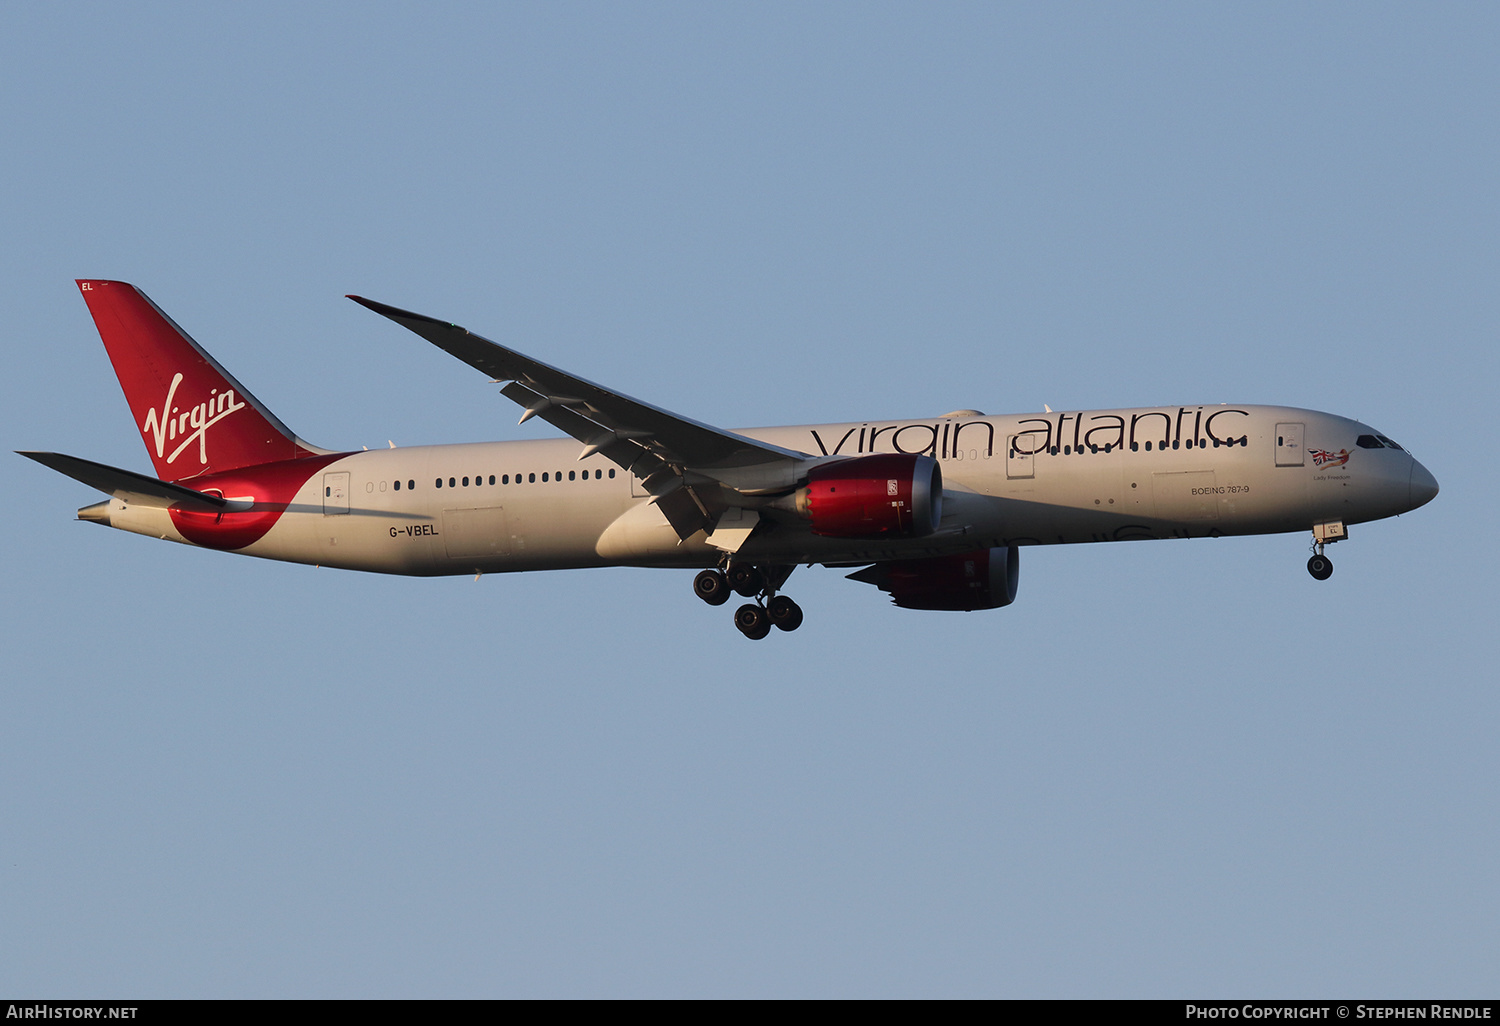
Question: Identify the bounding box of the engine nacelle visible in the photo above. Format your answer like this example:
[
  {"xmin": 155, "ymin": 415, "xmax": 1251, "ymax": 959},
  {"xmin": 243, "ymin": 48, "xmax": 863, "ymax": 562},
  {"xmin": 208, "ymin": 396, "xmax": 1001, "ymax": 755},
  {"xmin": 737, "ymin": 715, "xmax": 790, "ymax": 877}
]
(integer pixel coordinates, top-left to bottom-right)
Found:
[
  {"xmin": 847, "ymin": 545, "xmax": 1020, "ymax": 611},
  {"xmin": 794, "ymin": 453, "xmax": 943, "ymax": 538}
]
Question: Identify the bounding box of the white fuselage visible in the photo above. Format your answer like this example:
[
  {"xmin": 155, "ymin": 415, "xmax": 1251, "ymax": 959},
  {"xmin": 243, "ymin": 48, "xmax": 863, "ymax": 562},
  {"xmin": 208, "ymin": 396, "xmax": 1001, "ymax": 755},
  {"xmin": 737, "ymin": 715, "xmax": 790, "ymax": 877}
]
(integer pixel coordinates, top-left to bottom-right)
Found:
[{"xmin": 89, "ymin": 404, "xmax": 1432, "ymax": 576}]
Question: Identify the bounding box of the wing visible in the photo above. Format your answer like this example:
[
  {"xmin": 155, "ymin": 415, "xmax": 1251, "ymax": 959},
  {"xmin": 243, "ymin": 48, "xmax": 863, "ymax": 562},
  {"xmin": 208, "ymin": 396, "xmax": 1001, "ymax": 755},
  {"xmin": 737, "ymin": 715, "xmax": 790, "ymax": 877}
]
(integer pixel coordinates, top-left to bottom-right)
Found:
[
  {"xmin": 349, "ymin": 296, "xmax": 810, "ymax": 539},
  {"xmin": 19, "ymin": 451, "xmax": 228, "ymax": 511}
]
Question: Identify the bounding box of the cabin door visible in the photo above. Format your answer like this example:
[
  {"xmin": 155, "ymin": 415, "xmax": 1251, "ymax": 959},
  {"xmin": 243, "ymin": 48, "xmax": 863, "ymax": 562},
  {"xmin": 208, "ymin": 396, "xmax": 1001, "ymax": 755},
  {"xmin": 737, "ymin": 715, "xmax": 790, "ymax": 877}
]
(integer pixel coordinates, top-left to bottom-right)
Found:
[
  {"xmin": 1007, "ymin": 434, "xmax": 1037, "ymax": 480},
  {"xmin": 1275, "ymin": 423, "xmax": 1305, "ymax": 467},
  {"xmin": 323, "ymin": 472, "xmax": 350, "ymax": 515}
]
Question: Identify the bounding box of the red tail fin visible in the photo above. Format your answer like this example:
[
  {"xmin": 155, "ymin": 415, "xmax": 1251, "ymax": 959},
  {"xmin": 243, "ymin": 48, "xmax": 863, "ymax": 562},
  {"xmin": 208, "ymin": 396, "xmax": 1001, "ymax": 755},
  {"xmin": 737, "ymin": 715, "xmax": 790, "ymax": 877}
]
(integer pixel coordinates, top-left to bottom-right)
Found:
[{"xmin": 77, "ymin": 280, "xmax": 324, "ymax": 481}]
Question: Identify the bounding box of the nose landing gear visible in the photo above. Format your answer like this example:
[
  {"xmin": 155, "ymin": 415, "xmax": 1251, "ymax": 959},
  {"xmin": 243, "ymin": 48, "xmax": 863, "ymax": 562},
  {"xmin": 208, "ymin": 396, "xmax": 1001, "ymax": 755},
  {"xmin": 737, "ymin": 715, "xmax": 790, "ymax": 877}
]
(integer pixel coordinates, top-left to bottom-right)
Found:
[
  {"xmin": 1306, "ymin": 521, "xmax": 1345, "ymax": 581},
  {"xmin": 696, "ymin": 564, "xmax": 803, "ymax": 638}
]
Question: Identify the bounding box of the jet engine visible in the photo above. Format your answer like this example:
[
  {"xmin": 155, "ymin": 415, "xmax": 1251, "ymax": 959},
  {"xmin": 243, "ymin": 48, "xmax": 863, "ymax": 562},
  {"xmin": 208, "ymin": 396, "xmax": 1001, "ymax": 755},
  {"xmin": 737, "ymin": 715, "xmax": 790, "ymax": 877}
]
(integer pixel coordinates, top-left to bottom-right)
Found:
[
  {"xmin": 847, "ymin": 545, "xmax": 1020, "ymax": 611},
  {"xmin": 790, "ymin": 453, "xmax": 942, "ymax": 538}
]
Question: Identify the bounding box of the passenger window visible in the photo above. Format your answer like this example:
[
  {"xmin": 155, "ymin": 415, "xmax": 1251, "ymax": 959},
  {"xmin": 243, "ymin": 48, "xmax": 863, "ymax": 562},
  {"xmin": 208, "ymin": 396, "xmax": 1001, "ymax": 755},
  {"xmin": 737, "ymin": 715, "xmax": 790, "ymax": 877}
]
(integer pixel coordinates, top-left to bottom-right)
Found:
[
  {"xmin": 394, "ymin": 480, "xmax": 401, "ymax": 491},
  {"xmin": 408, "ymin": 480, "xmax": 415, "ymax": 490},
  {"xmin": 1144, "ymin": 441, "xmax": 1152, "ymax": 451},
  {"xmin": 462, "ymin": 477, "xmax": 469, "ymax": 487},
  {"xmin": 529, "ymin": 473, "xmax": 536, "ymax": 483},
  {"xmin": 609, "ymin": 469, "xmax": 616, "ymax": 478},
  {"xmin": 435, "ymin": 478, "xmax": 442, "ymax": 488},
  {"xmin": 489, "ymin": 475, "xmax": 496, "ymax": 485},
  {"xmin": 569, "ymin": 471, "xmax": 576, "ymax": 481},
  {"xmin": 449, "ymin": 477, "xmax": 455, "ymax": 488}
]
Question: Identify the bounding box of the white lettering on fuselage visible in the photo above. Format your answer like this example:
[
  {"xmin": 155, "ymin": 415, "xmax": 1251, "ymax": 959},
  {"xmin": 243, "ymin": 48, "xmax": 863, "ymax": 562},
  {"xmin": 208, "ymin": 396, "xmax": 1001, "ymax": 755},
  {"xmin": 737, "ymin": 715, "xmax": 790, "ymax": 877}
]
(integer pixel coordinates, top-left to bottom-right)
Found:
[{"xmin": 140, "ymin": 372, "xmax": 247, "ymax": 466}]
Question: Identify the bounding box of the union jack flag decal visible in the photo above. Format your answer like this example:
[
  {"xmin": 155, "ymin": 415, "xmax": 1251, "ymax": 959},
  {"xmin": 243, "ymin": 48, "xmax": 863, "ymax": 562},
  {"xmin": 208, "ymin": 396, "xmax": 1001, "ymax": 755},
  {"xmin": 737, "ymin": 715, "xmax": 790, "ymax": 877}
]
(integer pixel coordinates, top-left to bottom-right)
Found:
[{"xmin": 1309, "ymin": 448, "xmax": 1350, "ymax": 468}]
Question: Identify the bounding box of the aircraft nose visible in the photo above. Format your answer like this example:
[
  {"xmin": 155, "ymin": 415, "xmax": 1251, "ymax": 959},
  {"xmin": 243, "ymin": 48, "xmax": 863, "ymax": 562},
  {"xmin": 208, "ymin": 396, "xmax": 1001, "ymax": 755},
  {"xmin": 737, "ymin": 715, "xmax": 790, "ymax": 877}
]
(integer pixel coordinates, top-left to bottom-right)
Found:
[{"xmin": 1409, "ymin": 458, "xmax": 1439, "ymax": 510}]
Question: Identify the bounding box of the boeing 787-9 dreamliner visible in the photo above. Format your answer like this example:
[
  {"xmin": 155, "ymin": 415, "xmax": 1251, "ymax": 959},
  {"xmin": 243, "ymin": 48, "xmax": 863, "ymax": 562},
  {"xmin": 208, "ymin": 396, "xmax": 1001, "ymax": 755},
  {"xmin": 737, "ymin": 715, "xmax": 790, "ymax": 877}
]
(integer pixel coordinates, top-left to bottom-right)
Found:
[{"xmin": 21, "ymin": 280, "xmax": 1439, "ymax": 639}]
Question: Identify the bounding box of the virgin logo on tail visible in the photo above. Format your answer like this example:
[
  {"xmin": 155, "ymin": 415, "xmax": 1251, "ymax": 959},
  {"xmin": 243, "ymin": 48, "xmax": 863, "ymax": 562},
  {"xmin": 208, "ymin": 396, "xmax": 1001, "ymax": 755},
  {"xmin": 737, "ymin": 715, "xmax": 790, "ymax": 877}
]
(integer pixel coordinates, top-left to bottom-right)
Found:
[{"xmin": 141, "ymin": 372, "xmax": 248, "ymax": 466}]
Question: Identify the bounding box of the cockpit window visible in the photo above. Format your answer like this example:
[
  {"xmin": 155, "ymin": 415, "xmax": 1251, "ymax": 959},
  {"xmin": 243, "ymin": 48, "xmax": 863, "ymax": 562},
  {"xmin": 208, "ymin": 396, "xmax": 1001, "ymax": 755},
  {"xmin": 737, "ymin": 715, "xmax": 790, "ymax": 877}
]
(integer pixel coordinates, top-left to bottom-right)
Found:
[
  {"xmin": 1356, "ymin": 434, "xmax": 1385, "ymax": 449},
  {"xmin": 1376, "ymin": 434, "xmax": 1403, "ymax": 451}
]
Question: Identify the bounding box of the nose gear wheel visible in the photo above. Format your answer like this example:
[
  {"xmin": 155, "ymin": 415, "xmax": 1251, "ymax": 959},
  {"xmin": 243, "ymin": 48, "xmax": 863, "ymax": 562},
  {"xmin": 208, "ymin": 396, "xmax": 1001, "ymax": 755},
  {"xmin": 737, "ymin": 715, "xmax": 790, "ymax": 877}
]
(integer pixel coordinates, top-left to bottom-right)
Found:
[{"xmin": 1306, "ymin": 529, "xmax": 1338, "ymax": 581}]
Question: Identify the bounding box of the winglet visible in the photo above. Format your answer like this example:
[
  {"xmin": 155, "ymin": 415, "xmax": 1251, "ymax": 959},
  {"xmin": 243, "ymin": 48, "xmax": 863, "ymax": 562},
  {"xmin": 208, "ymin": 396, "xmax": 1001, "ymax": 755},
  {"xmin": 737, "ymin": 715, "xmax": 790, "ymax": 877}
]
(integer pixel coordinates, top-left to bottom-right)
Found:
[{"xmin": 346, "ymin": 295, "xmax": 457, "ymax": 330}]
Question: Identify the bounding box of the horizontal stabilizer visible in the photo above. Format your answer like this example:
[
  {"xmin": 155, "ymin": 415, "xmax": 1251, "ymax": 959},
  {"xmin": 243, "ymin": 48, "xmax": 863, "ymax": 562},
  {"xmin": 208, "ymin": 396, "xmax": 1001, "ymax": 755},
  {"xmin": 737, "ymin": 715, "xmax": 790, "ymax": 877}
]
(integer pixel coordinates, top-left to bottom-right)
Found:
[{"xmin": 18, "ymin": 451, "xmax": 228, "ymax": 511}]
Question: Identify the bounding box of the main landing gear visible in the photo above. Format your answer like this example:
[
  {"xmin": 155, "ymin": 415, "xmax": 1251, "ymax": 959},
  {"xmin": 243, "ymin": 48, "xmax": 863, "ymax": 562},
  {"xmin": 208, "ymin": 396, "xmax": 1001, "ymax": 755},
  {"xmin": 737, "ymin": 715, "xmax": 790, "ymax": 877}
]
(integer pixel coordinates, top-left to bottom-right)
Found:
[{"xmin": 694, "ymin": 564, "xmax": 803, "ymax": 639}]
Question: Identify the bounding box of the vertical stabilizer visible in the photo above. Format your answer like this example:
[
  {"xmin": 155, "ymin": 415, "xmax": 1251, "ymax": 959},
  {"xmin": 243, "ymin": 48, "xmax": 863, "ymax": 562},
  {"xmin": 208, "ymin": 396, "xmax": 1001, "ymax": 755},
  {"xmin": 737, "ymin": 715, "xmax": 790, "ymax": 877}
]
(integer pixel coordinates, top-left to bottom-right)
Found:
[{"xmin": 76, "ymin": 280, "xmax": 325, "ymax": 481}]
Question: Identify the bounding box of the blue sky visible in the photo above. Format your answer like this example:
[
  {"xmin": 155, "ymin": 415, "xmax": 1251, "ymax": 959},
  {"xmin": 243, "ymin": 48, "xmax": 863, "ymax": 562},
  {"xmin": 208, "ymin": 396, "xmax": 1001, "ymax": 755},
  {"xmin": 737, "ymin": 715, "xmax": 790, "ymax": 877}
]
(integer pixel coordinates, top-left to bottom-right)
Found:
[{"xmin": 2, "ymin": 3, "xmax": 1496, "ymax": 997}]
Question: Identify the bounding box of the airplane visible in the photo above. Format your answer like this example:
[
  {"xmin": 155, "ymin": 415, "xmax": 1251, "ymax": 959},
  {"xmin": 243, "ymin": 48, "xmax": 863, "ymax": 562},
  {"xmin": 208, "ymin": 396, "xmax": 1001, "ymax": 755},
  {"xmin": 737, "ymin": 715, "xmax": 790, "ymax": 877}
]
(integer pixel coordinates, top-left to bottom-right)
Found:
[{"xmin": 21, "ymin": 280, "xmax": 1439, "ymax": 639}]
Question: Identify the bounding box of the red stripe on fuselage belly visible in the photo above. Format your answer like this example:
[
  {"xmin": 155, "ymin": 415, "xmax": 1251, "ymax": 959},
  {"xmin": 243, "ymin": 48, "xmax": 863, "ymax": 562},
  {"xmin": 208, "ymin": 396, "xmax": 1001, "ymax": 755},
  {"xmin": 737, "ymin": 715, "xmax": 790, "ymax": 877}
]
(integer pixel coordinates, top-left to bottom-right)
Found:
[{"xmin": 168, "ymin": 453, "xmax": 351, "ymax": 550}]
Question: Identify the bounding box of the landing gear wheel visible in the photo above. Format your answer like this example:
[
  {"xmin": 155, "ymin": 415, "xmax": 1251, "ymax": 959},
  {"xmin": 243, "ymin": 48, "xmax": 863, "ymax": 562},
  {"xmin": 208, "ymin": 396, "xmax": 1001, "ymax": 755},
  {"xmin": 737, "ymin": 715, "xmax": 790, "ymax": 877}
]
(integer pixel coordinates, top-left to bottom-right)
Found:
[
  {"xmin": 694, "ymin": 569, "xmax": 730, "ymax": 606},
  {"xmin": 1307, "ymin": 554, "xmax": 1333, "ymax": 581},
  {"xmin": 767, "ymin": 595, "xmax": 804, "ymax": 632},
  {"xmin": 728, "ymin": 564, "xmax": 765, "ymax": 597},
  {"xmin": 734, "ymin": 603, "xmax": 772, "ymax": 640}
]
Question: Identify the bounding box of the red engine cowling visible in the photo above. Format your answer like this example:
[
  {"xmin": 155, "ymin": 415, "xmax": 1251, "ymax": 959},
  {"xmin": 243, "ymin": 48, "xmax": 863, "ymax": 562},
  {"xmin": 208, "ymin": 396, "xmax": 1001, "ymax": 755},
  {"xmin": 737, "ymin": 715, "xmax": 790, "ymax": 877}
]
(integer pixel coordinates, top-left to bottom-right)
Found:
[
  {"xmin": 796, "ymin": 453, "xmax": 942, "ymax": 538},
  {"xmin": 847, "ymin": 545, "xmax": 1020, "ymax": 611}
]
